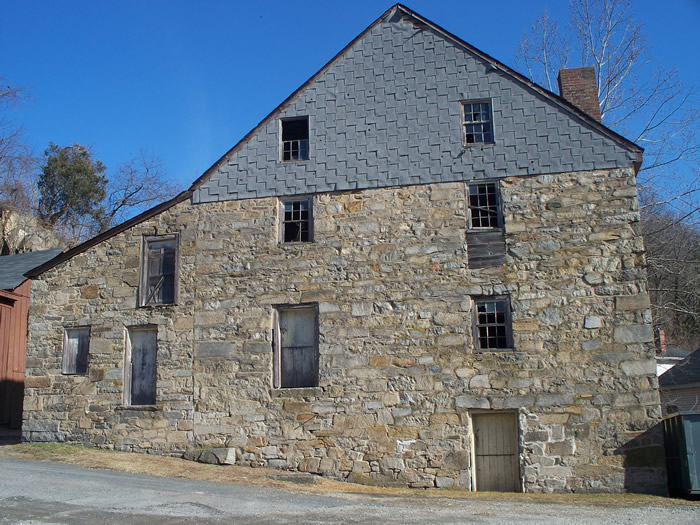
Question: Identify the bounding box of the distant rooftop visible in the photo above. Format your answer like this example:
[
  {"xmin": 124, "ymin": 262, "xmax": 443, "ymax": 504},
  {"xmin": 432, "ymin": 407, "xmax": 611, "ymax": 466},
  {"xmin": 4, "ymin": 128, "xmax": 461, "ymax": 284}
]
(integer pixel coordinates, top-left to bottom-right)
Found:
[{"xmin": 659, "ymin": 348, "xmax": 700, "ymax": 388}]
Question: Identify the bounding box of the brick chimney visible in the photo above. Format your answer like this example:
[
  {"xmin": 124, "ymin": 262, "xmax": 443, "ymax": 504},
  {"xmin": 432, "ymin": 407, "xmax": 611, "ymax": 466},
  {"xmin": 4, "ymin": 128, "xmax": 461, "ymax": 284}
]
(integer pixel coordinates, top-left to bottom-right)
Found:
[{"xmin": 557, "ymin": 67, "xmax": 601, "ymax": 122}]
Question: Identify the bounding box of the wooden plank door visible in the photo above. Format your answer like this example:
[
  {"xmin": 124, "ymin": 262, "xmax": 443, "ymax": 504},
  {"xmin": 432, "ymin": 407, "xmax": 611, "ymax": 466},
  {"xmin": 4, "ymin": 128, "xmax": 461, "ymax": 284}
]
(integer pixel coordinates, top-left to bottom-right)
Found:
[
  {"xmin": 279, "ymin": 307, "xmax": 317, "ymax": 388},
  {"xmin": 473, "ymin": 412, "xmax": 520, "ymax": 492},
  {"xmin": 129, "ymin": 329, "xmax": 157, "ymax": 406}
]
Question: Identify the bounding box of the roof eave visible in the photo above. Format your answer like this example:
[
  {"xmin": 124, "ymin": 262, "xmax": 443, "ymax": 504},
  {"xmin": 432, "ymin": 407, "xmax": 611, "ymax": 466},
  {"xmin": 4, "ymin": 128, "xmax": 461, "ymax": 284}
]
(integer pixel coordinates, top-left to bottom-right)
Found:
[{"xmin": 25, "ymin": 190, "xmax": 193, "ymax": 279}]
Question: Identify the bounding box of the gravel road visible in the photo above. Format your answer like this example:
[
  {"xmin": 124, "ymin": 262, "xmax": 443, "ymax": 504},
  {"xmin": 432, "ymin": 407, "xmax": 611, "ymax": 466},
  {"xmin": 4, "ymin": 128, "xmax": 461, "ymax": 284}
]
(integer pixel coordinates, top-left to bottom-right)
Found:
[{"xmin": 0, "ymin": 457, "xmax": 697, "ymax": 524}]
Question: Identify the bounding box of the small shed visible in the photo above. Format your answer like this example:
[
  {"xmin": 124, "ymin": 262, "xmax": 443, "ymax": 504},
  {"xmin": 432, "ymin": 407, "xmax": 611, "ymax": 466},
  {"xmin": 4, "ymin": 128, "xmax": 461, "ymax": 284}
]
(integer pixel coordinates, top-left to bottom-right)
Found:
[{"xmin": 0, "ymin": 248, "xmax": 64, "ymax": 428}]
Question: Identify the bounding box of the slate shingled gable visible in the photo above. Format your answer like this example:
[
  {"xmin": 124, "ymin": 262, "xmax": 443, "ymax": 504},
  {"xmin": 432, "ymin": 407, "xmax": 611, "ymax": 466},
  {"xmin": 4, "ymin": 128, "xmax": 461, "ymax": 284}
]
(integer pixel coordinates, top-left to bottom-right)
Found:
[
  {"xmin": 191, "ymin": 3, "xmax": 642, "ymax": 204},
  {"xmin": 25, "ymin": 4, "xmax": 643, "ymax": 280}
]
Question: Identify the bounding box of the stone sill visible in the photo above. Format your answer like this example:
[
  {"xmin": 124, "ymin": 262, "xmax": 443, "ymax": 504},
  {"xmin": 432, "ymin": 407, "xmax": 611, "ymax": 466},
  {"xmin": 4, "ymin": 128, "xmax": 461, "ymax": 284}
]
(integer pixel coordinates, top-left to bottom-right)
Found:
[
  {"xmin": 278, "ymin": 242, "xmax": 314, "ymax": 247},
  {"xmin": 271, "ymin": 387, "xmax": 324, "ymax": 399},
  {"xmin": 116, "ymin": 405, "xmax": 158, "ymax": 412},
  {"xmin": 138, "ymin": 303, "xmax": 179, "ymax": 309}
]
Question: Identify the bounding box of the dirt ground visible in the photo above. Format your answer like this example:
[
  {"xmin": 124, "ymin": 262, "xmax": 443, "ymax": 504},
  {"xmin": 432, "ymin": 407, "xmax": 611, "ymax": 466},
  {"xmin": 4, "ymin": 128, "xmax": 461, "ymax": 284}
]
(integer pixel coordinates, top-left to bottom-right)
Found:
[{"xmin": 1, "ymin": 442, "xmax": 698, "ymax": 509}]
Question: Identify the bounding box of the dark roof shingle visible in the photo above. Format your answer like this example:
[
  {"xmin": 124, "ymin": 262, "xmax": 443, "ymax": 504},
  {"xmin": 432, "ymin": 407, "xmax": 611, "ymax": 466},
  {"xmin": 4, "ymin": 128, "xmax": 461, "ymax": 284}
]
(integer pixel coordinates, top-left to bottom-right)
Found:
[
  {"xmin": 0, "ymin": 248, "xmax": 66, "ymax": 290},
  {"xmin": 659, "ymin": 348, "xmax": 700, "ymax": 388}
]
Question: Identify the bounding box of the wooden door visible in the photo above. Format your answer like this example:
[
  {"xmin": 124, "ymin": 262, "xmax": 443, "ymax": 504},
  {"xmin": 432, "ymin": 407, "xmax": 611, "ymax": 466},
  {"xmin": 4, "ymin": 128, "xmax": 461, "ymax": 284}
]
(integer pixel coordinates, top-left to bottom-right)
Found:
[
  {"xmin": 473, "ymin": 412, "xmax": 520, "ymax": 492},
  {"xmin": 279, "ymin": 307, "xmax": 317, "ymax": 388},
  {"xmin": 129, "ymin": 328, "xmax": 157, "ymax": 405}
]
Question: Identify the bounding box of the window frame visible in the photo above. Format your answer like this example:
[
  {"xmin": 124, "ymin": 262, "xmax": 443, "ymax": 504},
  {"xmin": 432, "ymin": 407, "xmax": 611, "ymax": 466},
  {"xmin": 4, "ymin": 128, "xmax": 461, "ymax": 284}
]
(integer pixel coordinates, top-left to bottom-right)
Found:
[
  {"xmin": 61, "ymin": 327, "xmax": 90, "ymax": 375},
  {"xmin": 467, "ymin": 181, "xmax": 503, "ymax": 230},
  {"xmin": 280, "ymin": 116, "xmax": 310, "ymax": 162},
  {"xmin": 124, "ymin": 326, "xmax": 158, "ymax": 406},
  {"xmin": 139, "ymin": 234, "xmax": 179, "ymax": 307},
  {"xmin": 279, "ymin": 197, "xmax": 314, "ymax": 244},
  {"xmin": 272, "ymin": 304, "xmax": 319, "ymax": 389},
  {"xmin": 472, "ymin": 296, "xmax": 513, "ymax": 352},
  {"xmin": 462, "ymin": 100, "xmax": 494, "ymax": 146}
]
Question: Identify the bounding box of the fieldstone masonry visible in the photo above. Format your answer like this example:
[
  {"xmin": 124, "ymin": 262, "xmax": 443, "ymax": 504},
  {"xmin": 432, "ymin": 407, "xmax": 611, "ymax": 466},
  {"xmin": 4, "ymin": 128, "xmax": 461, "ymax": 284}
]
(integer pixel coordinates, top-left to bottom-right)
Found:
[
  {"xmin": 23, "ymin": 168, "xmax": 664, "ymax": 493},
  {"xmin": 21, "ymin": 5, "xmax": 664, "ymax": 494}
]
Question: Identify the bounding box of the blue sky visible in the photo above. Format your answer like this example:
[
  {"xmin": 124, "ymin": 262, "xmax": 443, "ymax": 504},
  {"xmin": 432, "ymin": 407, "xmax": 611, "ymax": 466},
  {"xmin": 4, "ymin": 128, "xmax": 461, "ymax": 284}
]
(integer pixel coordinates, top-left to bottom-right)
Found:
[{"xmin": 2, "ymin": 0, "xmax": 699, "ymax": 188}]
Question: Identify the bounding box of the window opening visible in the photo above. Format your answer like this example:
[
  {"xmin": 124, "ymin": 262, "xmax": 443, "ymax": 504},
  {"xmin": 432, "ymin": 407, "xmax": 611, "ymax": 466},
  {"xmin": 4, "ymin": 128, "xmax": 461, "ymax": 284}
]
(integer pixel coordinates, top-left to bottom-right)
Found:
[
  {"xmin": 473, "ymin": 297, "xmax": 512, "ymax": 351},
  {"xmin": 141, "ymin": 235, "xmax": 178, "ymax": 306},
  {"xmin": 62, "ymin": 327, "xmax": 90, "ymax": 375},
  {"xmin": 468, "ymin": 182, "xmax": 500, "ymax": 229},
  {"xmin": 281, "ymin": 199, "xmax": 312, "ymax": 243},
  {"xmin": 281, "ymin": 117, "xmax": 309, "ymax": 161},
  {"xmin": 463, "ymin": 101, "xmax": 493, "ymax": 144},
  {"xmin": 273, "ymin": 306, "xmax": 318, "ymax": 388},
  {"xmin": 125, "ymin": 327, "xmax": 157, "ymax": 406}
]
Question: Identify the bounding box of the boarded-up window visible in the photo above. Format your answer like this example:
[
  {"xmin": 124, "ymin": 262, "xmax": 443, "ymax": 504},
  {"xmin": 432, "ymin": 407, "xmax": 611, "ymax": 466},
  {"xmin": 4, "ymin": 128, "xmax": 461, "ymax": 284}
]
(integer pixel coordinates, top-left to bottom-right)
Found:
[
  {"xmin": 273, "ymin": 306, "xmax": 318, "ymax": 388},
  {"xmin": 125, "ymin": 327, "xmax": 157, "ymax": 406},
  {"xmin": 472, "ymin": 296, "xmax": 513, "ymax": 352},
  {"xmin": 281, "ymin": 117, "xmax": 309, "ymax": 161},
  {"xmin": 280, "ymin": 198, "xmax": 313, "ymax": 243},
  {"xmin": 466, "ymin": 182, "xmax": 506, "ymax": 268},
  {"xmin": 140, "ymin": 235, "xmax": 178, "ymax": 306},
  {"xmin": 62, "ymin": 327, "xmax": 90, "ymax": 375}
]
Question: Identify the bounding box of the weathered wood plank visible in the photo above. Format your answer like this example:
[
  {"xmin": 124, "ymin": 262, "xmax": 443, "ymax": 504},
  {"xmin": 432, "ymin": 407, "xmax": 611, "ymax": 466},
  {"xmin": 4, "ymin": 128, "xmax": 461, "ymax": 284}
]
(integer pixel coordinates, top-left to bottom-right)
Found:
[
  {"xmin": 130, "ymin": 329, "xmax": 157, "ymax": 405},
  {"xmin": 473, "ymin": 412, "xmax": 520, "ymax": 492},
  {"xmin": 466, "ymin": 229, "xmax": 506, "ymax": 269}
]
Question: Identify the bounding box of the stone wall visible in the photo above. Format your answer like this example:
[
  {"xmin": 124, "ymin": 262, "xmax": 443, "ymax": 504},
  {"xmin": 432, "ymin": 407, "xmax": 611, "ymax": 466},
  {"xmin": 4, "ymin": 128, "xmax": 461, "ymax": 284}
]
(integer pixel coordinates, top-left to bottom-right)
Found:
[
  {"xmin": 23, "ymin": 167, "xmax": 665, "ymax": 493},
  {"xmin": 23, "ymin": 203, "xmax": 197, "ymax": 450}
]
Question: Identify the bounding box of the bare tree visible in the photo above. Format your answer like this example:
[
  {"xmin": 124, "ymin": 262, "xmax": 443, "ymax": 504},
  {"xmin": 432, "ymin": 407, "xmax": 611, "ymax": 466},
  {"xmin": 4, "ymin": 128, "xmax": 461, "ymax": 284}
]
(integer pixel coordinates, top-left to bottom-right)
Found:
[
  {"xmin": 40, "ymin": 147, "xmax": 183, "ymax": 244},
  {"xmin": 100, "ymin": 151, "xmax": 181, "ymax": 231},
  {"xmin": 516, "ymin": 0, "xmax": 698, "ymax": 190},
  {"xmin": 516, "ymin": 0, "xmax": 699, "ymax": 347},
  {"xmin": 0, "ymin": 78, "xmax": 182, "ymax": 246},
  {"xmin": 515, "ymin": 10, "xmax": 569, "ymax": 92},
  {"xmin": 0, "ymin": 78, "xmax": 38, "ymax": 215},
  {"xmin": 642, "ymin": 194, "xmax": 700, "ymax": 349}
]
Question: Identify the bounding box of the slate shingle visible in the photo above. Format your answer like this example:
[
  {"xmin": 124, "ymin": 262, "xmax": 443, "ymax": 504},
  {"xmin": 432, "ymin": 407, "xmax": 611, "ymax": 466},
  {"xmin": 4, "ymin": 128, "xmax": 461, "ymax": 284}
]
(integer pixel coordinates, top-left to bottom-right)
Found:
[{"xmin": 193, "ymin": 7, "xmax": 639, "ymax": 204}]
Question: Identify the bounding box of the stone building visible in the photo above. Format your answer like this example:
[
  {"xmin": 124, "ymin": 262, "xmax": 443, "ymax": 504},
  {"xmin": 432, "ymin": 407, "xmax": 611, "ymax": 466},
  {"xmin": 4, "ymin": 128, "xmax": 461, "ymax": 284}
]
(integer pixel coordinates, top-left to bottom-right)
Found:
[{"xmin": 22, "ymin": 5, "xmax": 665, "ymax": 493}]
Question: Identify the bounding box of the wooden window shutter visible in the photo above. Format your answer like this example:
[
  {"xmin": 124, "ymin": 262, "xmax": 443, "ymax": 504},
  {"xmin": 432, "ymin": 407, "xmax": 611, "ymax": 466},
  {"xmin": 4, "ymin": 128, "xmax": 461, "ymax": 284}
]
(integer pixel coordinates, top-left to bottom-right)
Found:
[
  {"xmin": 62, "ymin": 328, "xmax": 90, "ymax": 374},
  {"xmin": 272, "ymin": 309, "xmax": 281, "ymax": 389},
  {"xmin": 61, "ymin": 331, "xmax": 78, "ymax": 374},
  {"xmin": 75, "ymin": 329, "xmax": 90, "ymax": 374}
]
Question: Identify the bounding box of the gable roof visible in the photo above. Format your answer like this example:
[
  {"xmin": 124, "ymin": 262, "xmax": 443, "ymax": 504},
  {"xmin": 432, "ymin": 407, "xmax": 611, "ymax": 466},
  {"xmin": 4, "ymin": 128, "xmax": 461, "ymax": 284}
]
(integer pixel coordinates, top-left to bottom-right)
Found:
[
  {"xmin": 25, "ymin": 4, "xmax": 644, "ymax": 279},
  {"xmin": 0, "ymin": 248, "xmax": 66, "ymax": 290},
  {"xmin": 190, "ymin": 3, "xmax": 642, "ymax": 204},
  {"xmin": 660, "ymin": 348, "xmax": 700, "ymax": 388}
]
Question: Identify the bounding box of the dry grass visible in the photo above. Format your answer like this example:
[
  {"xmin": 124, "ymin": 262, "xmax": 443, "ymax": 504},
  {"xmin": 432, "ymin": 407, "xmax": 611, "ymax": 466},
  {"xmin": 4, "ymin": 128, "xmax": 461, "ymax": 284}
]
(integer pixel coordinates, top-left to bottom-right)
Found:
[{"xmin": 1, "ymin": 443, "xmax": 697, "ymax": 508}]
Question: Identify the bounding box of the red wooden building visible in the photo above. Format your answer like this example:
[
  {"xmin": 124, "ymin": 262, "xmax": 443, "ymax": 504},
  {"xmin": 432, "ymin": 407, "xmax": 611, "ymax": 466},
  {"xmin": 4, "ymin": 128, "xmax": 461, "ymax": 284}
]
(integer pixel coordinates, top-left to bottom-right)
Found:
[{"xmin": 0, "ymin": 248, "xmax": 63, "ymax": 428}]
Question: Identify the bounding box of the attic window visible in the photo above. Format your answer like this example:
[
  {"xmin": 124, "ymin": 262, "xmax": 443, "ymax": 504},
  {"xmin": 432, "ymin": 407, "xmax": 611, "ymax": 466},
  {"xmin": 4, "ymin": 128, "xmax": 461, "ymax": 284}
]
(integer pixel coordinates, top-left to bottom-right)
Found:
[
  {"xmin": 463, "ymin": 101, "xmax": 493, "ymax": 144},
  {"xmin": 281, "ymin": 117, "xmax": 309, "ymax": 161}
]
